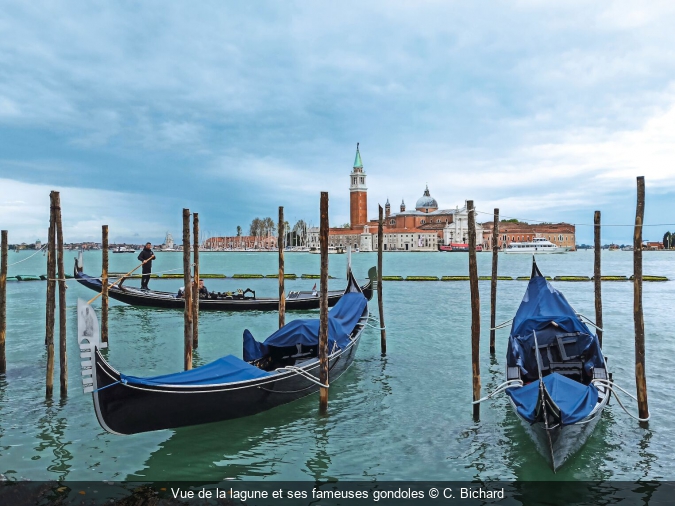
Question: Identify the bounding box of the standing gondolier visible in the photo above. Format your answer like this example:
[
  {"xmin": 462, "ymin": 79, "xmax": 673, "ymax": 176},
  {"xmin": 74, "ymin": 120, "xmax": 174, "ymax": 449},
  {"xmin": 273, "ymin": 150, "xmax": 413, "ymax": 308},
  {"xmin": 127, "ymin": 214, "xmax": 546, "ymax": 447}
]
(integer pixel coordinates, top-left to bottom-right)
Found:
[{"xmin": 137, "ymin": 242, "xmax": 155, "ymax": 290}]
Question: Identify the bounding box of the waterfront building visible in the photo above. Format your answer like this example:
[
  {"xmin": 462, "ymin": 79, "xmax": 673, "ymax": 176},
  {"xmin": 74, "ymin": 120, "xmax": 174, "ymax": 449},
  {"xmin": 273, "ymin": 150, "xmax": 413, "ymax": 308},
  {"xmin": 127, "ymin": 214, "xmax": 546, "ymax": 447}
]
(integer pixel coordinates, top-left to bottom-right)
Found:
[
  {"xmin": 481, "ymin": 221, "xmax": 576, "ymax": 250},
  {"xmin": 203, "ymin": 235, "xmax": 277, "ymax": 250}
]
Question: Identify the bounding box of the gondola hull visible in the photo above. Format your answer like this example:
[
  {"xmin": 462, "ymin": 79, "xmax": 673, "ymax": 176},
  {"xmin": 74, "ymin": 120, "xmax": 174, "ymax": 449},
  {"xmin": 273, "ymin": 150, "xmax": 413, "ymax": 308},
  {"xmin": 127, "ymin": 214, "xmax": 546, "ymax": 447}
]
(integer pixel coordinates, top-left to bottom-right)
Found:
[
  {"xmin": 90, "ymin": 308, "xmax": 368, "ymax": 435},
  {"xmin": 74, "ymin": 264, "xmax": 373, "ymax": 311}
]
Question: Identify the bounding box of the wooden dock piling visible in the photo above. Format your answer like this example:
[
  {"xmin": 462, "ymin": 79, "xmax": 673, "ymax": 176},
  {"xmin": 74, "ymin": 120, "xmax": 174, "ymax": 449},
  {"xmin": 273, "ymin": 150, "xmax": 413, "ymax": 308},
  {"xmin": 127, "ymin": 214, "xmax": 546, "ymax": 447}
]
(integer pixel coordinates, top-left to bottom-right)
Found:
[
  {"xmin": 278, "ymin": 206, "xmax": 285, "ymax": 328},
  {"xmin": 467, "ymin": 200, "xmax": 480, "ymax": 421},
  {"xmin": 489, "ymin": 208, "xmax": 499, "ymax": 355},
  {"xmin": 319, "ymin": 192, "xmax": 329, "ymax": 413},
  {"xmin": 45, "ymin": 191, "xmax": 56, "ymax": 398},
  {"xmin": 102, "ymin": 225, "xmax": 109, "ymax": 344},
  {"xmin": 378, "ymin": 205, "xmax": 387, "ymax": 356},
  {"xmin": 633, "ymin": 177, "xmax": 649, "ymax": 421},
  {"xmin": 0, "ymin": 230, "xmax": 7, "ymax": 374},
  {"xmin": 192, "ymin": 213, "xmax": 199, "ymax": 349},
  {"xmin": 54, "ymin": 192, "xmax": 67, "ymax": 396},
  {"xmin": 594, "ymin": 211, "xmax": 603, "ymax": 347},
  {"xmin": 183, "ymin": 209, "xmax": 193, "ymax": 371}
]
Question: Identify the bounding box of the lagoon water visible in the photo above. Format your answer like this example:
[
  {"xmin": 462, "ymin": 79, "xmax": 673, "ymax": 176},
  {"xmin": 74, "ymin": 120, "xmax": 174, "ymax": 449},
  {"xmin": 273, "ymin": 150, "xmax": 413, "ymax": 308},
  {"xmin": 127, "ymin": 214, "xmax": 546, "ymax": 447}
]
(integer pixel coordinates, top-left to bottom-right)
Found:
[{"xmin": 1, "ymin": 250, "xmax": 674, "ymax": 486}]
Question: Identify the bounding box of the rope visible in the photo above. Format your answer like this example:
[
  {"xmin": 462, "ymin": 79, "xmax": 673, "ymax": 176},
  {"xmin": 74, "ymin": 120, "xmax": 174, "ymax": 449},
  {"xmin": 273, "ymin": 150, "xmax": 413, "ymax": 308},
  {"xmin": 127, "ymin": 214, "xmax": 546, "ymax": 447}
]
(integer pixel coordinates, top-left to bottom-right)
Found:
[
  {"xmin": 490, "ymin": 318, "xmax": 514, "ymax": 331},
  {"xmin": 364, "ymin": 322, "xmax": 386, "ymax": 330},
  {"xmin": 276, "ymin": 366, "xmax": 329, "ymax": 388},
  {"xmin": 91, "ymin": 379, "xmax": 126, "ymax": 393},
  {"xmin": 576, "ymin": 313, "xmax": 604, "ymax": 331},
  {"xmin": 83, "ymin": 264, "xmax": 194, "ymax": 282},
  {"xmin": 592, "ymin": 379, "xmax": 651, "ymax": 422},
  {"xmin": 472, "ymin": 379, "xmax": 523, "ymax": 404},
  {"xmin": 475, "ymin": 209, "xmax": 674, "ymax": 228},
  {"xmin": 7, "ymin": 244, "xmax": 48, "ymax": 266}
]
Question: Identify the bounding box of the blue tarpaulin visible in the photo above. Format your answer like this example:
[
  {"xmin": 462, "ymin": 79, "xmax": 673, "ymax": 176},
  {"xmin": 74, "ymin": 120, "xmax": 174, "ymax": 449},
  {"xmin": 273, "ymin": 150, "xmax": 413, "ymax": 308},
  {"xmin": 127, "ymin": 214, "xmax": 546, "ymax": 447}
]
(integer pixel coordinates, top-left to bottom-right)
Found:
[
  {"xmin": 506, "ymin": 373, "xmax": 599, "ymax": 425},
  {"xmin": 120, "ymin": 355, "xmax": 272, "ymax": 386},
  {"xmin": 243, "ymin": 292, "xmax": 368, "ymax": 362}
]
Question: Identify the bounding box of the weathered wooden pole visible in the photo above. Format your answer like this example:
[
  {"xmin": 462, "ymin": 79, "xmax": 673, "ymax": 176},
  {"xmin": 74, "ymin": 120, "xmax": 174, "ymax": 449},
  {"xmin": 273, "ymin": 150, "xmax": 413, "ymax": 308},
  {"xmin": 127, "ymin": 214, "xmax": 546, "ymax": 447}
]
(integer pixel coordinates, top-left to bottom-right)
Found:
[
  {"xmin": 378, "ymin": 205, "xmax": 387, "ymax": 356},
  {"xmin": 101, "ymin": 225, "xmax": 109, "ymax": 344},
  {"xmin": 45, "ymin": 191, "xmax": 56, "ymax": 398},
  {"xmin": 467, "ymin": 200, "xmax": 480, "ymax": 421},
  {"xmin": 319, "ymin": 192, "xmax": 329, "ymax": 413},
  {"xmin": 54, "ymin": 192, "xmax": 67, "ymax": 396},
  {"xmin": 278, "ymin": 206, "xmax": 286, "ymax": 328},
  {"xmin": 489, "ymin": 208, "xmax": 499, "ymax": 355},
  {"xmin": 182, "ymin": 209, "xmax": 193, "ymax": 371},
  {"xmin": 192, "ymin": 212, "xmax": 199, "ymax": 349},
  {"xmin": 594, "ymin": 211, "xmax": 603, "ymax": 347},
  {"xmin": 633, "ymin": 177, "xmax": 649, "ymax": 421},
  {"xmin": 0, "ymin": 230, "xmax": 7, "ymax": 375}
]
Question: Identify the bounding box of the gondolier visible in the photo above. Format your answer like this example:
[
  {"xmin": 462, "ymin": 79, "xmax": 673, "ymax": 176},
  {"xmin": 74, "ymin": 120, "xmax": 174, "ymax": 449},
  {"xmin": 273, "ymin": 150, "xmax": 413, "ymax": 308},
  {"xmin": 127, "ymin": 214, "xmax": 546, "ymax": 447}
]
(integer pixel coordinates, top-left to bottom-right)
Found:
[{"xmin": 137, "ymin": 242, "xmax": 155, "ymax": 290}]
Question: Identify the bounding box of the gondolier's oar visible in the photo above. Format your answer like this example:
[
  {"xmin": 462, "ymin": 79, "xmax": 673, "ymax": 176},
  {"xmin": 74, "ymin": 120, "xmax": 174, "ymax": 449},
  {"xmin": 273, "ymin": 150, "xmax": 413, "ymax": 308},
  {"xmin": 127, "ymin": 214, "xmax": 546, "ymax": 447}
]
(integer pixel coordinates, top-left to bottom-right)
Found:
[
  {"xmin": 87, "ymin": 257, "xmax": 154, "ymax": 304},
  {"xmin": 533, "ymin": 329, "xmax": 557, "ymax": 472}
]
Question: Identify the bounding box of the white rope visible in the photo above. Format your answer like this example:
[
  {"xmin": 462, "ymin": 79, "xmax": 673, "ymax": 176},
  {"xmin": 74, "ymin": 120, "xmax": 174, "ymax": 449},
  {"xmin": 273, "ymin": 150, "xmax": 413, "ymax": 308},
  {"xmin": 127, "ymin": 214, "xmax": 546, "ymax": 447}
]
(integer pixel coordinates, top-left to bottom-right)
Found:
[
  {"xmin": 472, "ymin": 379, "xmax": 523, "ymax": 404},
  {"xmin": 276, "ymin": 365, "xmax": 329, "ymax": 388},
  {"xmin": 364, "ymin": 322, "xmax": 386, "ymax": 330},
  {"xmin": 592, "ymin": 379, "xmax": 651, "ymax": 422},
  {"xmin": 7, "ymin": 244, "xmax": 48, "ymax": 266},
  {"xmin": 490, "ymin": 318, "xmax": 514, "ymax": 331},
  {"xmin": 576, "ymin": 313, "xmax": 604, "ymax": 331}
]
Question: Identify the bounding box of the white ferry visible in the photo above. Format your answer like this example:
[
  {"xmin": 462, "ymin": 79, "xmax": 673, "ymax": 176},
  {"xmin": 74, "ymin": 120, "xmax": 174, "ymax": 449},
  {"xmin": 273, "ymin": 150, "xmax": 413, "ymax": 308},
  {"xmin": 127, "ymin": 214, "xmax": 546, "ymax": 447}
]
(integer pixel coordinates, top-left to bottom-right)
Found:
[{"xmin": 504, "ymin": 237, "xmax": 565, "ymax": 254}]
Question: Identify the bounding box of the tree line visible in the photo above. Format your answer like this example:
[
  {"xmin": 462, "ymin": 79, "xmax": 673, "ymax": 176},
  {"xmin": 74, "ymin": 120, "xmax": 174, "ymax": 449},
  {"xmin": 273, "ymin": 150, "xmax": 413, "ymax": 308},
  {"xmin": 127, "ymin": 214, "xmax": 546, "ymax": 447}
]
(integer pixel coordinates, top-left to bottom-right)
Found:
[
  {"xmin": 664, "ymin": 232, "xmax": 674, "ymax": 249},
  {"xmin": 239, "ymin": 218, "xmax": 309, "ymax": 248}
]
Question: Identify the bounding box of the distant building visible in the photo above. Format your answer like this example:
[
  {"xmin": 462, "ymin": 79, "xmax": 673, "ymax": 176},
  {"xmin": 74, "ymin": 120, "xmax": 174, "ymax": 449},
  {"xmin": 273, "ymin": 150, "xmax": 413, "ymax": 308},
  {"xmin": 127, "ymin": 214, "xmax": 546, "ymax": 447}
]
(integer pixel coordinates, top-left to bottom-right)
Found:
[
  {"xmin": 203, "ymin": 235, "xmax": 277, "ymax": 250},
  {"xmin": 481, "ymin": 222, "xmax": 576, "ymax": 250}
]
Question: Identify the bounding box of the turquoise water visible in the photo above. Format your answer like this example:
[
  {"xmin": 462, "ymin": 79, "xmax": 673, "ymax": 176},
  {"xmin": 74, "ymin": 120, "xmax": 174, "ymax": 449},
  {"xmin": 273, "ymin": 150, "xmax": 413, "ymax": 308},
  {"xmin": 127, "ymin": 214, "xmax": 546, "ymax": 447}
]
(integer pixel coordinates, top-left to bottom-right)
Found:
[{"xmin": 0, "ymin": 250, "xmax": 673, "ymax": 482}]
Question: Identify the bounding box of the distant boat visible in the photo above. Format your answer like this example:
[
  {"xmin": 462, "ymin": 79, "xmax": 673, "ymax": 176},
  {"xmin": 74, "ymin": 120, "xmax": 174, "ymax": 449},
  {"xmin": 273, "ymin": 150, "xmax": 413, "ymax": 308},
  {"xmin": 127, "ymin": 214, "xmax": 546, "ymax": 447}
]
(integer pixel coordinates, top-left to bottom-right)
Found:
[
  {"xmin": 504, "ymin": 237, "xmax": 565, "ymax": 254},
  {"xmin": 608, "ymin": 244, "xmax": 620, "ymax": 251},
  {"xmin": 113, "ymin": 246, "xmax": 136, "ymax": 254},
  {"xmin": 621, "ymin": 246, "xmax": 633, "ymax": 251},
  {"xmin": 309, "ymin": 246, "xmax": 344, "ymax": 254},
  {"xmin": 439, "ymin": 243, "xmax": 483, "ymax": 252}
]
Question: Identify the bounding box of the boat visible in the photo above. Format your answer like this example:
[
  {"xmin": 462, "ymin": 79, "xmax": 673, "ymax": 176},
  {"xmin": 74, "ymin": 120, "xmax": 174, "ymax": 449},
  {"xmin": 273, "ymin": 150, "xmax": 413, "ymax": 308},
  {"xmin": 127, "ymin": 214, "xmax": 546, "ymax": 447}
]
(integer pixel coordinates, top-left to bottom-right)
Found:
[
  {"xmin": 504, "ymin": 237, "xmax": 565, "ymax": 254},
  {"xmin": 73, "ymin": 255, "xmax": 374, "ymax": 311},
  {"xmin": 77, "ymin": 269, "xmax": 370, "ymax": 435},
  {"xmin": 502, "ymin": 259, "xmax": 609, "ymax": 471},
  {"xmin": 113, "ymin": 246, "xmax": 136, "ymax": 254},
  {"xmin": 439, "ymin": 243, "xmax": 483, "ymax": 252},
  {"xmin": 310, "ymin": 246, "xmax": 344, "ymax": 254}
]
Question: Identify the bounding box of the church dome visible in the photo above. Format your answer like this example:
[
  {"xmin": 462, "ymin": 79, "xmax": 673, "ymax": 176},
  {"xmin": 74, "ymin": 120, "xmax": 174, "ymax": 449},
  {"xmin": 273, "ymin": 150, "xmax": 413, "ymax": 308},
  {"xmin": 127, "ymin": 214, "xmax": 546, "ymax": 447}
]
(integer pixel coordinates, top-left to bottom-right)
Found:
[{"xmin": 415, "ymin": 185, "xmax": 438, "ymax": 211}]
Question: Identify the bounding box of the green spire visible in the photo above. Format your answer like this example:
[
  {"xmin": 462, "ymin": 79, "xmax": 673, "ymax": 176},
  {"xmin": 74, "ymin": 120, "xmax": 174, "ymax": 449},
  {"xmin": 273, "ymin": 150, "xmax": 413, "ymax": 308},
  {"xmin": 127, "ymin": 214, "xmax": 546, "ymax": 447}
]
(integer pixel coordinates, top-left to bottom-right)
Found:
[{"xmin": 353, "ymin": 142, "xmax": 363, "ymax": 168}]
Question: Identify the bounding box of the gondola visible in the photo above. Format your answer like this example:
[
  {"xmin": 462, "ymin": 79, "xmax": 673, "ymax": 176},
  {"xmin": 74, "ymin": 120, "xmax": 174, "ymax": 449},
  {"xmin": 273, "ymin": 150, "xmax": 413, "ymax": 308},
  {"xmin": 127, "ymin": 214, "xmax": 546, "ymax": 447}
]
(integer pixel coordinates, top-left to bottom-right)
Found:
[
  {"xmin": 78, "ymin": 269, "xmax": 370, "ymax": 435},
  {"xmin": 502, "ymin": 259, "xmax": 610, "ymax": 471},
  {"xmin": 73, "ymin": 255, "xmax": 374, "ymax": 311}
]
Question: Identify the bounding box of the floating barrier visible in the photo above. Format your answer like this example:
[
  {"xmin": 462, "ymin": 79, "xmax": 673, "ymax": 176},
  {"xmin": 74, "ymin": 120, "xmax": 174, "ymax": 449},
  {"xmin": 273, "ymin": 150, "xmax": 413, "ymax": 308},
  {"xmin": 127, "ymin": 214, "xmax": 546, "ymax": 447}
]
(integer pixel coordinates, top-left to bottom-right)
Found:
[
  {"xmin": 517, "ymin": 276, "xmax": 553, "ymax": 281},
  {"xmin": 232, "ymin": 274, "xmax": 264, "ymax": 278},
  {"xmin": 442, "ymin": 276, "xmax": 470, "ymax": 281},
  {"xmin": 479, "ymin": 276, "xmax": 514, "ymax": 281},
  {"xmin": 406, "ymin": 276, "xmax": 439, "ymax": 281},
  {"xmin": 632, "ymin": 275, "xmax": 668, "ymax": 282},
  {"xmin": 381, "ymin": 276, "xmax": 404, "ymax": 281},
  {"xmin": 200, "ymin": 274, "xmax": 226, "ymax": 278},
  {"xmin": 300, "ymin": 274, "xmax": 336, "ymax": 279},
  {"xmin": 265, "ymin": 274, "xmax": 298, "ymax": 279},
  {"xmin": 15, "ymin": 275, "xmax": 41, "ymax": 281},
  {"xmin": 554, "ymin": 276, "xmax": 591, "ymax": 282},
  {"xmin": 596, "ymin": 275, "xmax": 628, "ymax": 281}
]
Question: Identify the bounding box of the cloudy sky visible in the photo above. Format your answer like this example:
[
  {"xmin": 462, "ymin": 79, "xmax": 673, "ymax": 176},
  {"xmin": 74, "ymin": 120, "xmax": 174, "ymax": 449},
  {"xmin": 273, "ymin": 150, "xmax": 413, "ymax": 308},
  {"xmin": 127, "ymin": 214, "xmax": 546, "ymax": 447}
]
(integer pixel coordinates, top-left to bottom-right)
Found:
[{"xmin": 1, "ymin": 1, "xmax": 674, "ymax": 244}]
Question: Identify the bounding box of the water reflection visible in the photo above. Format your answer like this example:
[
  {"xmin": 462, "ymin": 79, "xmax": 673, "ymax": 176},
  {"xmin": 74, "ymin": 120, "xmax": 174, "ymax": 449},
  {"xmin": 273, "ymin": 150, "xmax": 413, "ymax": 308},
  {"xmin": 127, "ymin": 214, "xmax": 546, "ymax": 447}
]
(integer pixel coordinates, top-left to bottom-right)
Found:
[{"xmin": 34, "ymin": 398, "xmax": 73, "ymax": 481}]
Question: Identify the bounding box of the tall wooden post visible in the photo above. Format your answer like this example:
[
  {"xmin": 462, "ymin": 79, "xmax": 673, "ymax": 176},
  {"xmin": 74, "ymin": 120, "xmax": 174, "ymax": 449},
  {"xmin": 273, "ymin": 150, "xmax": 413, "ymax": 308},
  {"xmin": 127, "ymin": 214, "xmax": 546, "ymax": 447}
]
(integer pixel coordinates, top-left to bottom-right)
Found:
[
  {"xmin": 183, "ymin": 209, "xmax": 193, "ymax": 371},
  {"xmin": 318, "ymin": 192, "xmax": 329, "ymax": 413},
  {"xmin": 45, "ymin": 191, "xmax": 56, "ymax": 398},
  {"xmin": 278, "ymin": 206, "xmax": 286, "ymax": 328},
  {"xmin": 378, "ymin": 205, "xmax": 387, "ymax": 356},
  {"xmin": 467, "ymin": 200, "xmax": 480, "ymax": 421},
  {"xmin": 489, "ymin": 208, "xmax": 499, "ymax": 355},
  {"xmin": 633, "ymin": 177, "xmax": 649, "ymax": 421},
  {"xmin": 101, "ymin": 225, "xmax": 109, "ymax": 344},
  {"xmin": 0, "ymin": 230, "xmax": 7, "ymax": 375},
  {"xmin": 54, "ymin": 192, "xmax": 67, "ymax": 396},
  {"xmin": 594, "ymin": 211, "xmax": 603, "ymax": 347},
  {"xmin": 192, "ymin": 213, "xmax": 199, "ymax": 349}
]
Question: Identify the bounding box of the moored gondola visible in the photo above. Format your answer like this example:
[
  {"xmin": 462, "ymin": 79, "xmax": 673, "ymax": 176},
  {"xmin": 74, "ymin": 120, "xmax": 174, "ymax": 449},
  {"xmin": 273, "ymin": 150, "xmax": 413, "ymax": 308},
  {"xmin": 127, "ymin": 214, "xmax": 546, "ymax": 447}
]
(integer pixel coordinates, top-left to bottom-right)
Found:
[
  {"xmin": 78, "ymin": 270, "xmax": 370, "ymax": 435},
  {"xmin": 501, "ymin": 259, "xmax": 610, "ymax": 471},
  {"xmin": 74, "ymin": 254, "xmax": 374, "ymax": 311}
]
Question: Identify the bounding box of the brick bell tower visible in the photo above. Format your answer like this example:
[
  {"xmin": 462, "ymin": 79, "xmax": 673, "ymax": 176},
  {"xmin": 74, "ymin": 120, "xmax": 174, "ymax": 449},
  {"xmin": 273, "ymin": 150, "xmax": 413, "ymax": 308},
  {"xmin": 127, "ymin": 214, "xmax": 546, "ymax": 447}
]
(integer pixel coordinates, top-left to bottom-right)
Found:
[{"xmin": 349, "ymin": 143, "xmax": 368, "ymax": 230}]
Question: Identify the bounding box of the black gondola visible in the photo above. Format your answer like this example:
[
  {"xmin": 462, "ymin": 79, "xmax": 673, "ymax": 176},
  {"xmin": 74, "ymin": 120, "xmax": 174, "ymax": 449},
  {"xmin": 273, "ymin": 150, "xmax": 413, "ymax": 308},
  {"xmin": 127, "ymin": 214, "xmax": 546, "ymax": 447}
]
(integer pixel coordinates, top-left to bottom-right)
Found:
[
  {"xmin": 74, "ymin": 256, "xmax": 374, "ymax": 311},
  {"xmin": 78, "ymin": 270, "xmax": 370, "ymax": 435}
]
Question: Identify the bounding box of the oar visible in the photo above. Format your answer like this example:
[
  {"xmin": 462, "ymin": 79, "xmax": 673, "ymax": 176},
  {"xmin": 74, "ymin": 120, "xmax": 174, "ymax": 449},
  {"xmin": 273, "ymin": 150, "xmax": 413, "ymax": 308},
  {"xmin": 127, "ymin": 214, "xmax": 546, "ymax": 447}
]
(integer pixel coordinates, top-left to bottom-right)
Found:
[
  {"xmin": 87, "ymin": 256, "xmax": 154, "ymax": 304},
  {"xmin": 532, "ymin": 329, "xmax": 557, "ymax": 472}
]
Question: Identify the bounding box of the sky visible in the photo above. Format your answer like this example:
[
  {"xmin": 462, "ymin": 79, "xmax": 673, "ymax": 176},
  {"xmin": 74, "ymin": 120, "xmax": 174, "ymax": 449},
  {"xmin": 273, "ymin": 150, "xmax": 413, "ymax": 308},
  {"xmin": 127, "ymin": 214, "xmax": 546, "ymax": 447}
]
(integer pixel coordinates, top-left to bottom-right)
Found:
[{"xmin": 1, "ymin": 1, "xmax": 674, "ymax": 245}]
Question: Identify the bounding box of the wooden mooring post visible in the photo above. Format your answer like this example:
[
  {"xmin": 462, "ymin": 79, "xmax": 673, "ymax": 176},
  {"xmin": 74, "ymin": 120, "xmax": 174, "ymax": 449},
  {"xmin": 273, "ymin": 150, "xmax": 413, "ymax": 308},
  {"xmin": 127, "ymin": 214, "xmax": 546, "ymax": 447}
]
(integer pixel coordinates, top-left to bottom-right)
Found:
[
  {"xmin": 467, "ymin": 200, "xmax": 480, "ymax": 421},
  {"xmin": 278, "ymin": 206, "xmax": 286, "ymax": 328},
  {"xmin": 45, "ymin": 191, "xmax": 56, "ymax": 398},
  {"xmin": 594, "ymin": 211, "xmax": 603, "ymax": 347},
  {"xmin": 0, "ymin": 230, "xmax": 7, "ymax": 375},
  {"xmin": 102, "ymin": 225, "xmax": 109, "ymax": 344},
  {"xmin": 319, "ymin": 192, "xmax": 329, "ymax": 413},
  {"xmin": 633, "ymin": 177, "xmax": 649, "ymax": 421},
  {"xmin": 378, "ymin": 205, "xmax": 387, "ymax": 356},
  {"xmin": 54, "ymin": 192, "xmax": 67, "ymax": 396},
  {"xmin": 183, "ymin": 209, "xmax": 193, "ymax": 371},
  {"xmin": 192, "ymin": 212, "xmax": 199, "ymax": 349},
  {"xmin": 489, "ymin": 208, "xmax": 499, "ymax": 355}
]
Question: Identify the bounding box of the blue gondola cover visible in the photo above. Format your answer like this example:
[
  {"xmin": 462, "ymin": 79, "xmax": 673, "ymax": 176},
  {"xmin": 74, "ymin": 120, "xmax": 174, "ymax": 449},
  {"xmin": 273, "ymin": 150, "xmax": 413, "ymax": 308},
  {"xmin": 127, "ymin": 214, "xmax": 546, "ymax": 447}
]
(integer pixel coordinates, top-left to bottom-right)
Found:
[
  {"xmin": 243, "ymin": 292, "xmax": 367, "ymax": 362},
  {"xmin": 506, "ymin": 373, "xmax": 599, "ymax": 425},
  {"xmin": 121, "ymin": 355, "xmax": 272, "ymax": 386}
]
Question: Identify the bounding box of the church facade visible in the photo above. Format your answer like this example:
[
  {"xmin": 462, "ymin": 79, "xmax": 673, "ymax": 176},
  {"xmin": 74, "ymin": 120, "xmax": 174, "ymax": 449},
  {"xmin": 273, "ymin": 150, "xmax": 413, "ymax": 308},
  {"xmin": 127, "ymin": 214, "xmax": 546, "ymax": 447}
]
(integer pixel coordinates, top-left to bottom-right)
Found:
[{"xmin": 307, "ymin": 145, "xmax": 484, "ymax": 252}]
